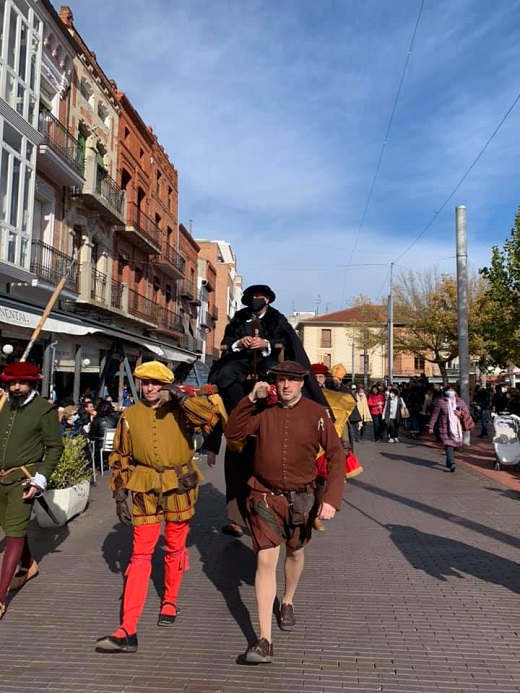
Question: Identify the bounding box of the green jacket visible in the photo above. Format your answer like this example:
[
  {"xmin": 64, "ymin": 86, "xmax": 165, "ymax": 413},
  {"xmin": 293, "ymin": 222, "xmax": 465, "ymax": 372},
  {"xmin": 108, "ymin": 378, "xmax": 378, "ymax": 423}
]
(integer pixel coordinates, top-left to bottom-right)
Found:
[{"xmin": 0, "ymin": 393, "xmax": 63, "ymax": 484}]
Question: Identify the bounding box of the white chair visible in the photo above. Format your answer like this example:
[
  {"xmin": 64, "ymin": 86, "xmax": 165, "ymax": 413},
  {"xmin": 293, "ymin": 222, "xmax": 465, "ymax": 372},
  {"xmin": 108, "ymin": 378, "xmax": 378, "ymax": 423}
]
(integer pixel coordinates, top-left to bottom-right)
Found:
[{"xmin": 98, "ymin": 428, "xmax": 116, "ymax": 476}]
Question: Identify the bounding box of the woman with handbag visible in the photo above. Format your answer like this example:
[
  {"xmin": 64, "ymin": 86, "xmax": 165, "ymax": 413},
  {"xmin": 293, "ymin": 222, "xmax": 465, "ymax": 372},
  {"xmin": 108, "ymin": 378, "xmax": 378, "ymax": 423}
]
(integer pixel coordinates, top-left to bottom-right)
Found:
[
  {"xmin": 428, "ymin": 384, "xmax": 473, "ymax": 472},
  {"xmin": 383, "ymin": 387, "xmax": 404, "ymax": 443},
  {"xmin": 367, "ymin": 385, "xmax": 386, "ymax": 441}
]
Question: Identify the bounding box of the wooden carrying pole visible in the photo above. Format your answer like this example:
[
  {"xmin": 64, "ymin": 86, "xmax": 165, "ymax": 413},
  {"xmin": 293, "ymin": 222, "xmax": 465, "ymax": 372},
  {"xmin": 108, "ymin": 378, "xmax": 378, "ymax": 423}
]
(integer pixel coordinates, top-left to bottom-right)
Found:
[{"xmin": 0, "ymin": 254, "xmax": 77, "ymax": 412}]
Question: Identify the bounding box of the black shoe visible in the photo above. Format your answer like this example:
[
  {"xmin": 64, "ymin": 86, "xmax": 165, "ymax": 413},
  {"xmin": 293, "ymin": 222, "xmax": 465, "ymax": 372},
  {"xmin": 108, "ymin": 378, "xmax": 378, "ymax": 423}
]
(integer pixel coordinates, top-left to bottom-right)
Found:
[
  {"xmin": 245, "ymin": 638, "xmax": 273, "ymax": 664},
  {"xmin": 95, "ymin": 628, "xmax": 138, "ymax": 653},
  {"xmin": 158, "ymin": 602, "xmax": 178, "ymax": 627},
  {"xmin": 278, "ymin": 602, "xmax": 296, "ymax": 631},
  {"xmin": 221, "ymin": 523, "xmax": 243, "ymax": 537},
  {"xmin": 450, "ymin": 463, "xmax": 456, "ymax": 473}
]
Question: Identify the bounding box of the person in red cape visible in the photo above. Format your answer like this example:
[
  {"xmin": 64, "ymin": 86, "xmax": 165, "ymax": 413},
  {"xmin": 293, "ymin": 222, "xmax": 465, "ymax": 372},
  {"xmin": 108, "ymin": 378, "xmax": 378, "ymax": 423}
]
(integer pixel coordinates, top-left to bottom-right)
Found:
[{"xmin": 311, "ymin": 363, "xmax": 363, "ymax": 531}]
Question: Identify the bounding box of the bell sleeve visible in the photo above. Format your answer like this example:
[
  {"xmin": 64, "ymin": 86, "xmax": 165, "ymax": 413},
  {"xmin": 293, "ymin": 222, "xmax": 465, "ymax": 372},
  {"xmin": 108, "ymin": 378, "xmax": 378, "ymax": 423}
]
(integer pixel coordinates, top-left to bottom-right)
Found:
[{"xmin": 109, "ymin": 416, "xmax": 133, "ymax": 491}]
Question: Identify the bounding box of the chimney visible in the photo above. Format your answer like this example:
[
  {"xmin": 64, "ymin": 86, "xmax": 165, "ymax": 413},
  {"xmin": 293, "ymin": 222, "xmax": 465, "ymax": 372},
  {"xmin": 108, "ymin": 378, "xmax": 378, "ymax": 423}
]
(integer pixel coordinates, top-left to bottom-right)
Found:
[{"xmin": 59, "ymin": 6, "xmax": 74, "ymax": 28}]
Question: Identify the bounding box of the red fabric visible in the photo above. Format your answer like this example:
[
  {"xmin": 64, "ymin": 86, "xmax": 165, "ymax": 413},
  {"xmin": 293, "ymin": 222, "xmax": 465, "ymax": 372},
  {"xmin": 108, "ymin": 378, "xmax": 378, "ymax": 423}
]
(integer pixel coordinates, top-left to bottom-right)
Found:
[
  {"xmin": 119, "ymin": 523, "xmax": 161, "ymax": 635},
  {"xmin": 345, "ymin": 451, "xmax": 363, "ymax": 478},
  {"xmin": 1, "ymin": 362, "xmax": 41, "ymax": 381},
  {"xmin": 0, "ymin": 537, "xmax": 25, "ymax": 603},
  {"xmin": 311, "ymin": 363, "xmax": 329, "ymax": 375},
  {"xmin": 163, "ymin": 520, "xmax": 190, "ymax": 611},
  {"xmin": 315, "ymin": 453, "xmax": 328, "ymax": 482},
  {"xmin": 367, "ymin": 392, "xmax": 385, "ymax": 415}
]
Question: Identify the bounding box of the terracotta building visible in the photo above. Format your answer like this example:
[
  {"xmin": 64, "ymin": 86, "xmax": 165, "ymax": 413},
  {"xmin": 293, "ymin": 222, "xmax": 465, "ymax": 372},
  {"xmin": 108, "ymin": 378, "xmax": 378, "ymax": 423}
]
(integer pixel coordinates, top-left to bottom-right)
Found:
[{"xmin": 196, "ymin": 240, "xmax": 242, "ymax": 351}]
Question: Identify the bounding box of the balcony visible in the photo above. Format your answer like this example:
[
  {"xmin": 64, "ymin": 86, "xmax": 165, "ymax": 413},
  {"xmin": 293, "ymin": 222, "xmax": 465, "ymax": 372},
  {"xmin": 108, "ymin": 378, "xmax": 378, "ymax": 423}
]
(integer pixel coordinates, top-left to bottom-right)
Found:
[
  {"xmin": 155, "ymin": 306, "xmax": 183, "ymax": 333},
  {"xmin": 151, "ymin": 244, "xmax": 185, "ymax": 280},
  {"xmin": 90, "ymin": 267, "xmax": 107, "ymax": 303},
  {"xmin": 128, "ymin": 288, "xmax": 158, "ymax": 326},
  {"xmin": 73, "ymin": 162, "xmax": 125, "ymax": 225},
  {"xmin": 117, "ymin": 202, "xmax": 162, "ymax": 255},
  {"xmin": 37, "ymin": 107, "xmax": 85, "ymax": 186},
  {"xmin": 179, "ymin": 279, "xmax": 196, "ymax": 301},
  {"xmin": 30, "ymin": 240, "xmax": 78, "ymax": 293},
  {"xmin": 199, "ymin": 310, "xmax": 214, "ymax": 329},
  {"xmin": 209, "ymin": 304, "xmax": 219, "ymax": 320},
  {"xmin": 177, "ymin": 334, "xmax": 203, "ymax": 353}
]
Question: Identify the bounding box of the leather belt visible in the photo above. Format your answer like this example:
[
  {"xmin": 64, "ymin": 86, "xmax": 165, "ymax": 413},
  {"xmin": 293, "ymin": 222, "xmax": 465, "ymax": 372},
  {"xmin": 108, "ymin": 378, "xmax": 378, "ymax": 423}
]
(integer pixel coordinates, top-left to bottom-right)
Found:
[{"xmin": 0, "ymin": 461, "xmax": 38, "ymax": 478}]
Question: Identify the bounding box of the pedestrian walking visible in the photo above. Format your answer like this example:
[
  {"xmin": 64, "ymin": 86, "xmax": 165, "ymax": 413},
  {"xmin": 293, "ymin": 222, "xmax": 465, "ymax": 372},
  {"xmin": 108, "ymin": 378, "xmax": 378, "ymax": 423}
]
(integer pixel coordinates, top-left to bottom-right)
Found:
[
  {"xmin": 225, "ymin": 361, "xmax": 345, "ymax": 664},
  {"xmin": 0, "ymin": 362, "xmax": 63, "ymax": 618},
  {"xmin": 367, "ymin": 385, "xmax": 385, "ymax": 441},
  {"xmin": 354, "ymin": 385, "xmax": 372, "ymax": 440},
  {"xmin": 95, "ymin": 361, "xmax": 221, "ymax": 653},
  {"xmin": 428, "ymin": 384, "xmax": 474, "ymax": 472},
  {"xmin": 383, "ymin": 386, "xmax": 404, "ymax": 443}
]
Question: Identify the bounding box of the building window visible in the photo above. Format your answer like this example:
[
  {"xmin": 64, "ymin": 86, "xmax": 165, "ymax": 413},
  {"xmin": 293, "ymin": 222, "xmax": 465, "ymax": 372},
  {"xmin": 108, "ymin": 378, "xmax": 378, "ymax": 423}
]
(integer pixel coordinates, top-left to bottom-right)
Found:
[
  {"xmin": 322, "ymin": 353, "xmax": 331, "ymax": 368},
  {"xmin": 0, "ymin": 120, "xmax": 33, "ymax": 268},
  {"xmin": 1, "ymin": 0, "xmax": 42, "ymax": 127},
  {"xmin": 320, "ymin": 329, "xmax": 332, "ymax": 348},
  {"xmin": 414, "ymin": 357, "xmax": 425, "ymax": 371}
]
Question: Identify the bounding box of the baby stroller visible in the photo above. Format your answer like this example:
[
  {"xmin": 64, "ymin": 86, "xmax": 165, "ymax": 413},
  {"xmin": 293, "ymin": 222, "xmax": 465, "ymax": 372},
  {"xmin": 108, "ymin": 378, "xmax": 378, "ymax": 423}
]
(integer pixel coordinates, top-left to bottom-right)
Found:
[{"xmin": 492, "ymin": 413, "xmax": 520, "ymax": 471}]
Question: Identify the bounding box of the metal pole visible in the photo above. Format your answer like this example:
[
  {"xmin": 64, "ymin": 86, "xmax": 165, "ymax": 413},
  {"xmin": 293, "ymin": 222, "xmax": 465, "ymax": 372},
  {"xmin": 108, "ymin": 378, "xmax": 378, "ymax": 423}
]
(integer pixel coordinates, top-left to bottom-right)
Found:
[
  {"xmin": 456, "ymin": 206, "xmax": 470, "ymax": 406},
  {"xmin": 351, "ymin": 337, "xmax": 356, "ymax": 383},
  {"xmin": 387, "ymin": 262, "xmax": 394, "ymax": 385}
]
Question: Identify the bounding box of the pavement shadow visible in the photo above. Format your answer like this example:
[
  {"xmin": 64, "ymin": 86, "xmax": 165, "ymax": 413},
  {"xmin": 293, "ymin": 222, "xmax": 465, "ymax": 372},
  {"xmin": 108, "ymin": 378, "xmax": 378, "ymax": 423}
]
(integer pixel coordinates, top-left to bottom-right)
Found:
[
  {"xmin": 351, "ymin": 479, "xmax": 520, "ymax": 550},
  {"xmin": 102, "ymin": 522, "xmax": 133, "ymax": 576},
  {"xmin": 379, "ymin": 451, "xmax": 446, "ymax": 471},
  {"xmin": 26, "ymin": 518, "xmax": 70, "ymax": 564},
  {"xmin": 483, "ymin": 486, "xmax": 520, "ymax": 501},
  {"xmin": 387, "ymin": 524, "xmax": 520, "ymax": 594},
  {"xmin": 187, "ymin": 482, "xmax": 257, "ymax": 646}
]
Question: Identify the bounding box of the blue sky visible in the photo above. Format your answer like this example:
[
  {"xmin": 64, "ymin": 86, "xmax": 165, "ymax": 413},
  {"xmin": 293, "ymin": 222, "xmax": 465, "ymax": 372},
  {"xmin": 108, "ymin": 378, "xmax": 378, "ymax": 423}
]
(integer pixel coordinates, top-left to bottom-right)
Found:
[{"xmin": 65, "ymin": 0, "xmax": 520, "ymax": 315}]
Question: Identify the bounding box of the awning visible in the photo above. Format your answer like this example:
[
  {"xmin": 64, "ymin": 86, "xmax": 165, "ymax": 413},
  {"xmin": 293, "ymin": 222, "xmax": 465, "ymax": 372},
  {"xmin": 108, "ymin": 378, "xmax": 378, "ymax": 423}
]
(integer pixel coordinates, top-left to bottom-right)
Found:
[{"xmin": 0, "ymin": 300, "xmax": 197, "ymax": 364}]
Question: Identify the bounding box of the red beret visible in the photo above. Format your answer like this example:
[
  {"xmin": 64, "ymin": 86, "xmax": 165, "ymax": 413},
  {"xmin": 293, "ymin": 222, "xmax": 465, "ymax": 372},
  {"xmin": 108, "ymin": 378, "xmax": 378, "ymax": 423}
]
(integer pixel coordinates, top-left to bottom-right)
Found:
[
  {"xmin": 311, "ymin": 363, "xmax": 329, "ymax": 375},
  {"xmin": 1, "ymin": 362, "xmax": 42, "ymax": 382}
]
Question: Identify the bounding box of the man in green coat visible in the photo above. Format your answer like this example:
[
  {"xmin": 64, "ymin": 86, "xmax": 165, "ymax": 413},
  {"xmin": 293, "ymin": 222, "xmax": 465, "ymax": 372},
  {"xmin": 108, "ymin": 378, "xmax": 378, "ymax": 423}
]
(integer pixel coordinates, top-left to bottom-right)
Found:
[{"xmin": 0, "ymin": 362, "xmax": 63, "ymax": 618}]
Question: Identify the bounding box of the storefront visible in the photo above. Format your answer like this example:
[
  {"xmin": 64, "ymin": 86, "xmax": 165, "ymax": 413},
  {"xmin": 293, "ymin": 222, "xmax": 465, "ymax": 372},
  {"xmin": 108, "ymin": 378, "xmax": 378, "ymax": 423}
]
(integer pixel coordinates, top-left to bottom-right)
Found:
[{"xmin": 0, "ymin": 296, "xmax": 197, "ymax": 405}]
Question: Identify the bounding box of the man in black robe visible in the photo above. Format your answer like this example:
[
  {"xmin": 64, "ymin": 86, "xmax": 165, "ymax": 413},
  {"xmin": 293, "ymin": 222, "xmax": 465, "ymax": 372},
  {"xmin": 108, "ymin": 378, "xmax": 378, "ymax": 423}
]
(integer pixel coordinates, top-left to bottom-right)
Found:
[{"xmin": 208, "ymin": 285, "xmax": 325, "ymax": 536}]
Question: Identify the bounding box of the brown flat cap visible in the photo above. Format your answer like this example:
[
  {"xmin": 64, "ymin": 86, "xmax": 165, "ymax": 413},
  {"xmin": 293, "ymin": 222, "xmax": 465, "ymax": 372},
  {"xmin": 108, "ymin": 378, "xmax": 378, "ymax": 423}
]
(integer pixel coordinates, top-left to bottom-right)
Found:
[{"xmin": 270, "ymin": 360, "xmax": 309, "ymax": 379}]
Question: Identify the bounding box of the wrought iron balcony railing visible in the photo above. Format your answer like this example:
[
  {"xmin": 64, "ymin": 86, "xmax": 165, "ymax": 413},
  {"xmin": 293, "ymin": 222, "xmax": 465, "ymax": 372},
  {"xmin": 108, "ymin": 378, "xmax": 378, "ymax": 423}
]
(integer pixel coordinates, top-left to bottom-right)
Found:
[
  {"xmin": 38, "ymin": 106, "xmax": 84, "ymax": 176},
  {"xmin": 30, "ymin": 240, "xmax": 78, "ymax": 293}
]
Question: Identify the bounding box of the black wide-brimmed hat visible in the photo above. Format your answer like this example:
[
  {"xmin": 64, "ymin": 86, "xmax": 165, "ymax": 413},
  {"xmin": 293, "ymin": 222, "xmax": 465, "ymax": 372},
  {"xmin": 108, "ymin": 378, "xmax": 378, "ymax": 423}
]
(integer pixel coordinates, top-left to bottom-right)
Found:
[
  {"xmin": 241, "ymin": 284, "xmax": 276, "ymax": 306},
  {"xmin": 270, "ymin": 361, "xmax": 308, "ymax": 379}
]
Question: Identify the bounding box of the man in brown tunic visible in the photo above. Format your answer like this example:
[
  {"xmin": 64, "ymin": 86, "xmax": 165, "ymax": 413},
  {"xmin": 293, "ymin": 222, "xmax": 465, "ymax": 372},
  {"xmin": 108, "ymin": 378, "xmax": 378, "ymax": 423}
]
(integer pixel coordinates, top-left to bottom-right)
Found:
[{"xmin": 225, "ymin": 361, "xmax": 345, "ymax": 664}]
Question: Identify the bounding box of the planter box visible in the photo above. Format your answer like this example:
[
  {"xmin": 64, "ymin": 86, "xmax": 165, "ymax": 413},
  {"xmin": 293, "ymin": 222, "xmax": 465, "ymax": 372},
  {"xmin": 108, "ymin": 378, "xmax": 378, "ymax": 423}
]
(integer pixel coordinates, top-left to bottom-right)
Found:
[{"xmin": 35, "ymin": 480, "xmax": 90, "ymax": 528}]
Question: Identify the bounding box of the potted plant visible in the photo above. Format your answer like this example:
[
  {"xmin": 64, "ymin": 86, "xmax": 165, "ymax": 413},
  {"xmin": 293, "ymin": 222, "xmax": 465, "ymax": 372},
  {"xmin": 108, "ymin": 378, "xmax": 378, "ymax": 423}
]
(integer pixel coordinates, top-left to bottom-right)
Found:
[{"xmin": 35, "ymin": 435, "xmax": 92, "ymax": 528}]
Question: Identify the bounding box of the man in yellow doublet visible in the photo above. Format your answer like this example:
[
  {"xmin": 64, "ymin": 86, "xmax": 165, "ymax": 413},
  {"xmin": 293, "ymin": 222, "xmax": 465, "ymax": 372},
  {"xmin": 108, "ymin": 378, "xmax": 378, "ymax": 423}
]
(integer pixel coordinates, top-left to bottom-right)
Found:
[{"xmin": 96, "ymin": 361, "xmax": 222, "ymax": 654}]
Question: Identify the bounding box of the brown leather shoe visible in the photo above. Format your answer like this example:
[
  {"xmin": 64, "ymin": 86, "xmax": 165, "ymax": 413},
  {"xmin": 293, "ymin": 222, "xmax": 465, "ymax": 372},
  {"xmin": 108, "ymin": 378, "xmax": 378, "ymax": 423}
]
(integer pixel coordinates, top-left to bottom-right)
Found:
[
  {"xmin": 279, "ymin": 602, "xmax": 296, "ymax": 631},
  {"xmin": 313, "ymin": 518, "xmax": 326, "ymax": 532},
  {"xmin": 221, "ymin": 523, "xmax": 243, "ymax": 537},
  {"xmin": 9, "ymin": 560, "xmax": 39, "ymax": 591},
  {"xmin": 245, "ymin": 638, "xmax": 273, "ymax": 664}
]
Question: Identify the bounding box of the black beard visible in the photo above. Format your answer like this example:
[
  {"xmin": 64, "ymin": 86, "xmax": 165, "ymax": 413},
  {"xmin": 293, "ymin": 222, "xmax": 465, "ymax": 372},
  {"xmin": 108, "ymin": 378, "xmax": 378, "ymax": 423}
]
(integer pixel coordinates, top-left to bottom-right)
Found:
[{"xmin": 9, "ymin": 394, "xmax": 27, "ymax": 410}]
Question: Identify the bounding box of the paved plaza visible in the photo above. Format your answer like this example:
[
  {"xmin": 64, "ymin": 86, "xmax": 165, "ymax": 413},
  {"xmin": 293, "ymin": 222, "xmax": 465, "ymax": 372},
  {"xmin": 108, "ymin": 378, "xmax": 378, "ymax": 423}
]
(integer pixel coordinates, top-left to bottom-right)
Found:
[{"xmin": 0, "ymin": 435, "xmax": 519, "ymax": 693}]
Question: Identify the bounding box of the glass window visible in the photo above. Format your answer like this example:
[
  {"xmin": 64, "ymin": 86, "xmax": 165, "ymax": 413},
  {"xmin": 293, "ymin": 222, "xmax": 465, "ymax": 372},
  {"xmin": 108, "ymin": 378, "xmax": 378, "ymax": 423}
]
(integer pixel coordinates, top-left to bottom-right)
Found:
[
  {"xmin": 7, "ymin": 8, "xmax": 18, "ymax": 69},
  {"xmin": 13, "ymin": 0, "xmax": 29, "ymax": 18},
  {"xmin": 7, "ymin": 229, "xmax": 16, "ymax": 263},
  {"xmin": 20, "ymin": 236, "xmax": 28, "ymax": 268},
  {"xmin": 18, "ymin": 20, "xmax": 27, "ymax": 81},
  {"xmin": 0, "ymin": 150, "xmax": 9, "ymax": 221},
  {"xmin": 320, "ymin": 329, "xmax": 332, "ymax": 348},
  {"xmin": 0, "ymin": 2, "xmax": 5, "ymax": 56},
  {"xmin": 4, "ymin": 123, "xmax": 22, "ymax": 153},
  {"xmin": 21, "ymin": 166, "xmax": 31, "ymax": 231},
  {"xmin": 9, "ymin": 160, "xmax": 20, "ymax": 226}
]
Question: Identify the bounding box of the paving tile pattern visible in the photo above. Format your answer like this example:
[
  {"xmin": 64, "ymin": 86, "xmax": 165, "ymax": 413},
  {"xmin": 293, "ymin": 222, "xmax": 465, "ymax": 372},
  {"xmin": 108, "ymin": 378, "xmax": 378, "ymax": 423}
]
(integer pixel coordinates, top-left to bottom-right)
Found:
[{"xmin": 0, "ymin": 435, "xmax": 519, "ymax": 692}]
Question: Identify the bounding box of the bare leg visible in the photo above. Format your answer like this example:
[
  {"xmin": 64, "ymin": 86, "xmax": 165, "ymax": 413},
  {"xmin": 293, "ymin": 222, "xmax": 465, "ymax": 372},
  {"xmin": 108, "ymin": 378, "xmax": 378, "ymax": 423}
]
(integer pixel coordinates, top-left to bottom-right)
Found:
[
  {"xmin": 281, "ymin": 546, "xmax": 305, "ymax": 605},
  {"xmin": 255, "ymin": 545, "xmax": 280, "ymax": 642}
]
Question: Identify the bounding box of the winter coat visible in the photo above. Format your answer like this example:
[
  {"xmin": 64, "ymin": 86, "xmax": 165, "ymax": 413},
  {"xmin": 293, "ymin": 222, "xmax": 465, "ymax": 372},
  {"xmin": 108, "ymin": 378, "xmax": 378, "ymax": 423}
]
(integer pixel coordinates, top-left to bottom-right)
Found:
[{"xmin": 428, "ymin": 395, "xmax": 470, "ymax": 448}]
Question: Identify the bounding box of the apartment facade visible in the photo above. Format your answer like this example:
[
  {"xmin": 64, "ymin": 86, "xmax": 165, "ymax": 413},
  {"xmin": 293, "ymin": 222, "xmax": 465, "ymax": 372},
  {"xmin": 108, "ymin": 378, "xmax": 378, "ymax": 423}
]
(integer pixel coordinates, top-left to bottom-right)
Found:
[
  {"xmin": 0, "ymin": 1, "xmax": 208, "ymax": 403},
  {"xmin": 196, "ymin": 239, "xmax": 241, "ymax": 351},
  {"xmin": 297, "ymin": 307, "xmax": 440, "ymax": 384}
]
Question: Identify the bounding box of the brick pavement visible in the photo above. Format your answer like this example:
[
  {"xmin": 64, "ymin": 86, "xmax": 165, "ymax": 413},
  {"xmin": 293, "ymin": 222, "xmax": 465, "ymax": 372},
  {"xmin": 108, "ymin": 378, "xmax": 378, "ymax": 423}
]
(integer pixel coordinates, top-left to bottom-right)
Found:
[{"xmin": 0, "ymin": 436, "xmax": 519, "ymax": 693}]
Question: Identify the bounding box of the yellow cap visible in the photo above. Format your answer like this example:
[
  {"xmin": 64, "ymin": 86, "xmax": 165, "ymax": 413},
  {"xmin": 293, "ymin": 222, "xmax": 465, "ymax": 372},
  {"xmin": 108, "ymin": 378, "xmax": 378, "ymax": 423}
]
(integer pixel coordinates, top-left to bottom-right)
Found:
[
  {"xmin": 134, "ymin": 361, "xmax": 174, "ymax": 383},
  {"xmin": 330, "ymin": 363, "xmax": 347, "ymax": 379}
]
